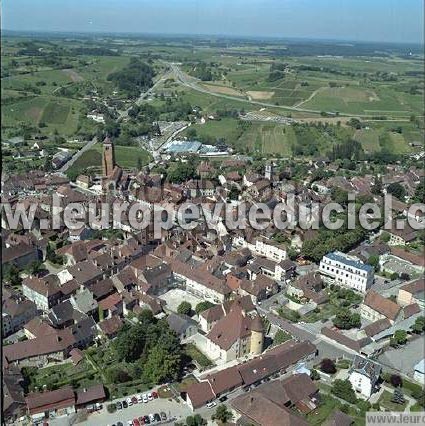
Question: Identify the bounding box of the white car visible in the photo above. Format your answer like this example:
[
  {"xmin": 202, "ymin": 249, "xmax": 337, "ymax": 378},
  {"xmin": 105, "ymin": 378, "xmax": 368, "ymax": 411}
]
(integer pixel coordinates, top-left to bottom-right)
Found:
[
  {"xmin": 142, "ymin": 394, "xmax": 148, "ymax": 403},
  {"xmin": 206, "ymin": 402, "xmax": 217, "ymax": 409},
  {"xmin": 127, "ymin": 421, "xmax": 133, "ymax": 426},
  {"xmin": 149, "ymin": 414, "xmax": 155, "ymax": 422},
  {"xmin": 126, "ymin": 397, "xmax": 133, "ymax": 406},
  {"xmin": 147, "ymin": 392, "xmax": 153, "ymax": 401},
  {"xmin": 137, "ymin": 394, "xmax": 143, "ymax": 403}
]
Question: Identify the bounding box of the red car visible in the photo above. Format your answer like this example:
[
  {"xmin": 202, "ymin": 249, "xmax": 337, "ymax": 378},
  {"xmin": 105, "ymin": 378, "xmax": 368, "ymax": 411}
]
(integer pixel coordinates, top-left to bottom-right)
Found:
[
  {"xmin": 133, "ymin": 419, "xmax": 140, "ymax": 426},
  {"xmin": 151, "ymin": 391, "xmax": 158, "ymax": 399},
  {"xmin": 131, "ymin": 396, "xmax": 138, "ymax": 405}
]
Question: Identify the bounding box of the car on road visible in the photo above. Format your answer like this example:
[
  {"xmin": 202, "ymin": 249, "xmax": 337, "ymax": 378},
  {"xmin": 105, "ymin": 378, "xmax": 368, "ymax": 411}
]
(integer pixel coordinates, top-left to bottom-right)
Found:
[
  {"xmin": 206, "ymin": 402, "xmax": 217, "ymax": 408},
  {"xmin": 160, "ymin": 412, "xmax": 167, "ymax": 421},
  {"xmin": 219, "ymin": 395, "xmax": 227, "ymax": 402}
]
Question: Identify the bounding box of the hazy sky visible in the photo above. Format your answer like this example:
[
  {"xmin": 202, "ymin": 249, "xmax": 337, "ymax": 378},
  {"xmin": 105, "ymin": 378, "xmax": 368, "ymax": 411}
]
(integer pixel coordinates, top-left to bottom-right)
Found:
[{"xmin": 3, "ymin": 0, "xmax": 424, "ymax": 43}]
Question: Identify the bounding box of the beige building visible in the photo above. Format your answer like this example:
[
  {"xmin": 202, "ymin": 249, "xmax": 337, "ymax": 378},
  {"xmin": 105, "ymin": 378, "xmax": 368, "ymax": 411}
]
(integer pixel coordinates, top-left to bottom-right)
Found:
[
  {"xmin": 205, "ymin": 301, "xmax": 263, "ymax": 363},
  {"xmin": 360, "ymin": 290, "xmax": 401, "ymax": 324},
  {"xmin": 397, "ymin": 279, "xmax": 425, "ymax": 308}
]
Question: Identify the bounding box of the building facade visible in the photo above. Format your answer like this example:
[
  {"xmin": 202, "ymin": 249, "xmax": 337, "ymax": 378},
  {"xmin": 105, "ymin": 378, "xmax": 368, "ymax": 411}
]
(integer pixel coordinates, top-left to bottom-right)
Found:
[{"xmin": 319, "ymin": 251, "xmax": 374, "ymax": 293}]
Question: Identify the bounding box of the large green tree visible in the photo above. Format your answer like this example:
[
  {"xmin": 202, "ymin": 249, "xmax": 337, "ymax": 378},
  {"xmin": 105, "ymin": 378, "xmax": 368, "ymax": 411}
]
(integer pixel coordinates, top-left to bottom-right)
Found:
[
  {"xmin": 333, "ymin": 309, "xmax": 361, "ymax": 330},
  {"xmin": 143, "ymin": 345, "xmax": 181, "ymax": 384},
  {"xmin": 332, "ymin": 379, "xmax": 357, "ymax": 403}
]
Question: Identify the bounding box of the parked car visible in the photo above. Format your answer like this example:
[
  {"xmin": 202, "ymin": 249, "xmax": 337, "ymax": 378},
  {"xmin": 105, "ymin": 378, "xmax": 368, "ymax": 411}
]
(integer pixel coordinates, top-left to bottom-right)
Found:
[
  {"xmin": 148, "ymin": 414, "xmax": 155, "ymax": 422},
  {"xmin": 154, "ymin": 413, "xmax": 161, "ymax": 422},
  {"xmin": 137, "ymin": 394, "xmax": 143, "ymax": 403},
  {"xmin": 122, "ymin": 400, "xmax": 128, "ymax": 408},
  {"xmin": 133, "ymin": 419, "xmax": 140, "ymax": 426},
  {"xmin": 142, "ymin": 394, "xmax": 148, "ymax": 403},
  {"xmin": 143, "ymin": 415, "xmax": 150, "ymax": 424},
  {"xmin": 219, "ymin": 395, "xmax": 227, "ymax": 402},
  {"xmin": 147, "ymin": 393, "xmax": 153, "ymax": 401},
  {"xmin": 206, "ymin": 402, "xmax": 217, "ymax": 408},
  {"xmin": 126, "ymin": 397, "xmax": 133, "ymax": 406},
  {"xmin": 151, "ymin": 391, "xmax": 158, "ymax": 399},
  {"xmin": 131, "ymin": 396, "xmax": 138, "ymax": 405},
  {"xmin": 160, "ymin": 412, "xmax": 167, "ymax": 421},
  {"xmin": 138, "ymin": 416, "xmax": 145, "ymax": 425},
  {"xmin": 117, "ymin": 423, "xmax": 124, "ymax": 426},
  {"xmin": 117, "ymin": 401, "xmax": 123, "ymax": 410}
]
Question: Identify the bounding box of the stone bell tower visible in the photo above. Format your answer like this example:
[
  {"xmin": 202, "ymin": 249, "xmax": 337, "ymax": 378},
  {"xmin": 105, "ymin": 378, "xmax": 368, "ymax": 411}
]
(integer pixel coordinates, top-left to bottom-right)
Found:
[{"xmin": 102, "ymin": 136, "xmax": 115, "ymax": 178}]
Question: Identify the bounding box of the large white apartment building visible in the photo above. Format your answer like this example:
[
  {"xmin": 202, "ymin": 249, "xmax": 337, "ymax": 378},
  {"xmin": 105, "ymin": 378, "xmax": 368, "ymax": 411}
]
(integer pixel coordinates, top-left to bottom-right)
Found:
[{"xmin": 319, "ymin": 251, "xmax": 374, "ymax": 293}]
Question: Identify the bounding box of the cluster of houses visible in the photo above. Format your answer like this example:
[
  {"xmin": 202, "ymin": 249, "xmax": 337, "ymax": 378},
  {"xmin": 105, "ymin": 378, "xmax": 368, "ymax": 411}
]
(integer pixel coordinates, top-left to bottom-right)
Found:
[{"xmin": 2, "ymin": 139, "xmax": 424, "ymax": 424}]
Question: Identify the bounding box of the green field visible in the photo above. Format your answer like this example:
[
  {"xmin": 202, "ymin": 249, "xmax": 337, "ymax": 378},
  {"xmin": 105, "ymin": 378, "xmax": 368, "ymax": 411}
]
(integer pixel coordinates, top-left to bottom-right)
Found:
[
  {"xmin": 66, "ymin": 143, "xmax": 152, "ymax": 178},
  {"xmin": 40, "ymin": 102, "xmax": 71, "ymax": 124},
  {"xmin": 353, "ymin": 129, "xmax": 381, "ymax": 152},
  {"xmin": 1, "ymin": 94, "xmax": 80, "ymax": 134}
]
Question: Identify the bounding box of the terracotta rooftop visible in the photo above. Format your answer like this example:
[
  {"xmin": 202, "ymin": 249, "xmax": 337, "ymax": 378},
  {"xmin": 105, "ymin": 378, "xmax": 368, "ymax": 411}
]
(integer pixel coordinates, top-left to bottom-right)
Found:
[{"xmin": 363, "ymin": 291, "xmax": 401, "ymax": 321}]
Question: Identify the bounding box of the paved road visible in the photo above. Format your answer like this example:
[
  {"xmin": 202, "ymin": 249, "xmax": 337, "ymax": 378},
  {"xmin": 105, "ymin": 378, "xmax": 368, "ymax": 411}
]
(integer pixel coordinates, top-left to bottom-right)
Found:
[
  {"xmin": 168, "ymin": 63, "xmax": 408, "ymax": 119},
  {"xmin": 258, "ymin": 301, "xmax": 357, "ymax": 361},
  {"xmin": 59, "ymin": 137, "xmax": 97, "ymax": 173},
  {"xmin": 119, "ymin": 68, "xmax": 171, "ymax": 120}
]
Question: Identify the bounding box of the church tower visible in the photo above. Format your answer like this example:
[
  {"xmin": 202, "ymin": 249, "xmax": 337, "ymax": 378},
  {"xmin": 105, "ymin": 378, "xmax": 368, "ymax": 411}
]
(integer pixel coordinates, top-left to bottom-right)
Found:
[{"xmin": 102, "ymin": 136, "xmax": 115, "ymax": 178}]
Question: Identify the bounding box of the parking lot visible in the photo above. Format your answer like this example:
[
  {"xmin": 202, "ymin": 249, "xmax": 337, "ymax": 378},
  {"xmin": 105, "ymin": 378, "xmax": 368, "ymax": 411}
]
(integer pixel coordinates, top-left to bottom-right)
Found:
[{"xmin": 81, "ymin": 394, "xmax": 192, "ymax": 426}]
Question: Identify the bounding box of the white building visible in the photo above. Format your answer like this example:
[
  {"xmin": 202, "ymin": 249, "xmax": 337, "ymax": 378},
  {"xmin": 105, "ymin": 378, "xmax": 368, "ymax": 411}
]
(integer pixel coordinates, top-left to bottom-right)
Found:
[
  {"xmin": 319, "ymin": 251, "xmax": 374, "ymax": 293},
  {"xmin": 233, "ymin": 236, "xmax": 287, "ymax": 263},
  {"xmin": 87, "ymin": 112, "xmax": 105, "ymax": 123},
  {"xmin": 348, "ymin": 356, "xmax": 381, "ymax": 398}
]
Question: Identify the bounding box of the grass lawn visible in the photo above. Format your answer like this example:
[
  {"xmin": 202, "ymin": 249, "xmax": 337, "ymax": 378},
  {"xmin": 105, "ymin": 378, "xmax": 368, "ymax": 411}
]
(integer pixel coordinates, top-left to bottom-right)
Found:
[
  {"xmin": 307, "ymin": 393, "xmax": 339, "ymax": 425},
  {"xmin": 22, "ymin": 360, "xmax": 101, "ymax": 393},
  {"xmin": 184, "ymin": 343, "xmax": 214, "ymax": 369},
  {"xmin": 336, "ymin": 359, "xmax": 352, "ymax": 369},
  {"xmin": 378, "ymin": 390, "xmax": 407, "ymax": 412},
  {"xmin": 273, "ymin": 330, "xmax": 293, "ymax": 345},
  {"xmin": 410, "ymin": 403, "xmax": 424, "ymax": 412},
  {"xmin": 278, "ymin": 306, "xmax": 301, "ymax": 323},
  {"xmin": 177, "ymin": 375, "xmax": 198, "ymax": 393}
]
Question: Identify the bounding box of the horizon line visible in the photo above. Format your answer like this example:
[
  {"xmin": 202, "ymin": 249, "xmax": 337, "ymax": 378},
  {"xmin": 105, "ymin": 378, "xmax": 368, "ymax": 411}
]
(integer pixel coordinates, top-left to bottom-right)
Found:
[{"xmin": 2, "ymin": 28, "xmax": 424, "ymax": 46}]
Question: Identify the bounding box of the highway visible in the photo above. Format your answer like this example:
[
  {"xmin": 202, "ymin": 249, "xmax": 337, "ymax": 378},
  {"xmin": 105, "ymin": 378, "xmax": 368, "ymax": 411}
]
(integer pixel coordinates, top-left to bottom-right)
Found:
[
  {"xmin": 118, "ymin": 67, "xmax": 172, "ymax": 120},
  {"xmin": 168, "ymin": 62, "xmax": 408, "ymax": 119}
]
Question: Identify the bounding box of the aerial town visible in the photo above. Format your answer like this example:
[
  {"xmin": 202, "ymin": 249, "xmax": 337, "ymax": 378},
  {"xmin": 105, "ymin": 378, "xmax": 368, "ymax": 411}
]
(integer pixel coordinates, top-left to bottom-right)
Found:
[{"xmin": 1, "ymin": 2, "xmax": 424, "ymax": 426}]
